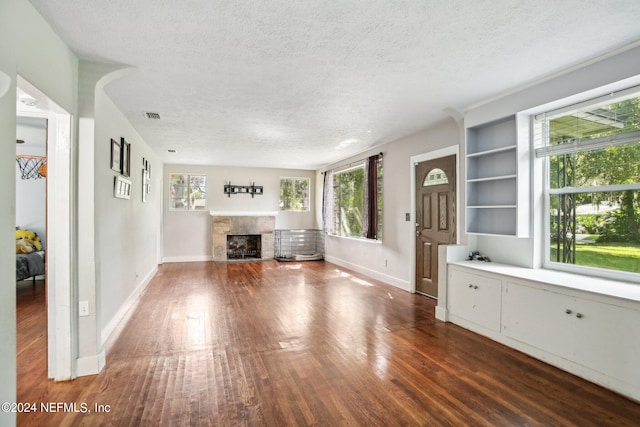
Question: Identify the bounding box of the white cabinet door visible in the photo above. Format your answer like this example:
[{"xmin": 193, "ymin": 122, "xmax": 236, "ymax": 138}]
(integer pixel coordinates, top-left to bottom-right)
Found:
[
  {"xmin": 448, "ymin": 268, "xmax": 502, "ymax": 332},
  {"xmin": 503, "ymin": 282, "xmax": 575, "ymax": 360},
  {"xmin": 573, "ymin": 299, "xmax": 640, "ymax": 387}
]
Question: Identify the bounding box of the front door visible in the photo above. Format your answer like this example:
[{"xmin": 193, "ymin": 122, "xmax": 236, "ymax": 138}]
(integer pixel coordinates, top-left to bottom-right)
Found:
[{"xmin": 415, "ymin": 155, "xmax": 456, "ymax": 298}]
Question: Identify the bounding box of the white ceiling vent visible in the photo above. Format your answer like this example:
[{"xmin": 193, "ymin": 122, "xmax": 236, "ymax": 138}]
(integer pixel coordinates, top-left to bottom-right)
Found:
[{"xmin": 145, "ymin": 112, "xmax": 161, "ymax": 120}]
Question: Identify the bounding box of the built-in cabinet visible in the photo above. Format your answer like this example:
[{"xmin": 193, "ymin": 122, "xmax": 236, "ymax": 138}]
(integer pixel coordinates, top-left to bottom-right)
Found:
[
  {"xmin": 446, "ymin": 263, "xmax": 640, "ymax": 401},
  {"xmin": 504, "ymin": 281, "xmax": 640, "ymax": 390},
  {"xmin": 448, "ymin": 267, "xmax": 502, "ymax": 332},
  {"xmin": 502, "ymin": 283, "xmax": 575, "ymax": 359},
  {"xmin": 465, "ymin": 115, "xmax": 529, "ymax": 237}
]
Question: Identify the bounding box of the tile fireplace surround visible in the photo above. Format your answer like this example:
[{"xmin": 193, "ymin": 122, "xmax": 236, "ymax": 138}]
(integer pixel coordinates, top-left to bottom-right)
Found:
[{"xmin": 210, "ymin": 211, "xmax": 276, "ymax": 262}]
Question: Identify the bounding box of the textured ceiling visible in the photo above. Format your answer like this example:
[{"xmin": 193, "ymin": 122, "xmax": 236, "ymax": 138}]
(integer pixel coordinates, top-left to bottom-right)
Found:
[{"xmin": 27, "ymin": 0, "xmax": 640, "ymax": 169}]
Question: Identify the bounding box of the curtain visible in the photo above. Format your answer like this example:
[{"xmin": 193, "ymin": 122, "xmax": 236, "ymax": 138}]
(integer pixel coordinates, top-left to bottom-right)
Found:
[
  {"xmin": 363, "ymin": 154, "xmax": 381, "ymax": 239},
  {"xmin": 322, "ymin": 169, "xmax": 335, "ymax": 235}
]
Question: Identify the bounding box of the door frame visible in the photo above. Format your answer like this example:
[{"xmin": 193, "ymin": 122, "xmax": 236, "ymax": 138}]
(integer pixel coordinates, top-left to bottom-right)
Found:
[
  {"xmin": 17, "ymin": 76, "xmax": 75, "ymax": 381},
  {"xmin": 409, "ymin": 145, "xmax": 460, "ymax": 294}
]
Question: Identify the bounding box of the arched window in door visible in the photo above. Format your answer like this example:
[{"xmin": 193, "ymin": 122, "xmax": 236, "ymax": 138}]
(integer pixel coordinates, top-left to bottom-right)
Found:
[{"xmin": 423, "ymin": 168, "xmax": 448, "ymax": 186}]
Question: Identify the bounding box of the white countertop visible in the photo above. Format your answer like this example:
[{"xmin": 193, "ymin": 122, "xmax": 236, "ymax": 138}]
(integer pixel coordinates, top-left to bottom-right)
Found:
[{"xmin": 449, "ymin": 260, "xmax": 640, "ymax": 303}]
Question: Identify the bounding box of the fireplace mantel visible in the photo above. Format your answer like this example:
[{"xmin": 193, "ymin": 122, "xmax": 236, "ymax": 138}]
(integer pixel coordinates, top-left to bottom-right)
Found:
[{"xmin": 210, "ymin": 211, "xmax": 278, "ymax": 217}]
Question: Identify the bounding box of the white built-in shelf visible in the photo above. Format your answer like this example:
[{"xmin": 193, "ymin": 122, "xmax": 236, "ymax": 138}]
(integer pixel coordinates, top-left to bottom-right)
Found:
[
  {"xmin": 467, "ymin": 174, "xmax": 517, "ymax": 183},
  {"xmin": 465, "ymin": 115, "xmax": 529, "ymax": 237},
  {"xmin": 466, "ymin": 144, "xmax": 517, "ymax": 158}
]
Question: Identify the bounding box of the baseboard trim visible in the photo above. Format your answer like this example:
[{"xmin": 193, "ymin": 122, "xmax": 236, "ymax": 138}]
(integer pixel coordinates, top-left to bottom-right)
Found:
[
  {"xmin": 101, "ymin": 266, "xmax": 157, "ymax": 346},
  {"xmin": 324, "ymin": 255, "xmax": 410, "ymax": 291},
  {"xmin": 162, "ymin": 255, "xmax": 213, "ymax": 263},
  {"xmin": 76, "ymin": 348, "xmax": 106, "ymax": 377},
  {"xmin": 435, "ymin": 306, "xmax": 448, "ymax": 321}
]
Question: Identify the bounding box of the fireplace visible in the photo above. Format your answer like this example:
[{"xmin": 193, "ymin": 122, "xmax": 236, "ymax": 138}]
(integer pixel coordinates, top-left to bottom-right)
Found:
[
  {"xmin": 227, "ymin": 234, "xmax": 261, "ymax": 259},
  {"xmin": 210, "ymin": 211, "xmax": 276, "ymax": 262}
]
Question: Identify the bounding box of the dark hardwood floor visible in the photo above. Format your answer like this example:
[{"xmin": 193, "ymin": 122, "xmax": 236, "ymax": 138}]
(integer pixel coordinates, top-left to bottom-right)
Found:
[{"xmin": 16, "ymin": 261, "xmax": 640, "ymax": 426}]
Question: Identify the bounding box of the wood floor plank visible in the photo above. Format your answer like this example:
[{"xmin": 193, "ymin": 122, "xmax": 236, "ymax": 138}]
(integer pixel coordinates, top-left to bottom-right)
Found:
[{"xmin": 16, "ymin": 261, "xmax": 640, "ymax": 426}]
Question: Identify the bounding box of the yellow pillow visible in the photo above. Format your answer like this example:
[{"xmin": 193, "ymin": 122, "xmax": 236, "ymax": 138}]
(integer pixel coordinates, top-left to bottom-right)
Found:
[{"xmin": 16, "ymin": 229, "xmax": 42, "ymax": 251}]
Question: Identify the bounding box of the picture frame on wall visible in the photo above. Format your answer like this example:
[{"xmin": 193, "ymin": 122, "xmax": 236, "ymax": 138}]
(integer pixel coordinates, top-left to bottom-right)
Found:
[
  {"xmin": 110, "ymin": 138, "xmax": 122, "ymax": 173},
  {"xmin": 121, "ymin": 138, "xmax": 131, "ymax": 177},
  {"xmin": 142, "ymin": 157, "xmax": 151, "ymax": 202},
  {"xmin": 114, "ymin": 175, "xmax": 132, "ymax": 199}
]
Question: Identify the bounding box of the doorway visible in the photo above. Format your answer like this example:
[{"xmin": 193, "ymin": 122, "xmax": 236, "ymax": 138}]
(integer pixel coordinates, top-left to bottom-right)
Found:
[
  {"xmin": 414, "ymin": 155, "xmax": 456, "ymax": 298},
  {"xmin": 16, "ymin": 76, "xmax": 74, "ymax": 381}
]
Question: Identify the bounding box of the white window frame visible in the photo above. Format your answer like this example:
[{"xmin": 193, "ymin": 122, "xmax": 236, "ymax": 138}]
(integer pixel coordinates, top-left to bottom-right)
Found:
[
  {"xmin": 535, "ymin": 89, "xmax": 640, "ymax": 283},
  {"xmin": 169, "ymin": 173, "xmax": 207, "ymax": 211},
  {"xmin": 279, "ymin": 177, "xmax": 310, "ymax": 212},
  {"xmin": 329, "ymin": 158, "xmax": 383, "ymax": 241}
]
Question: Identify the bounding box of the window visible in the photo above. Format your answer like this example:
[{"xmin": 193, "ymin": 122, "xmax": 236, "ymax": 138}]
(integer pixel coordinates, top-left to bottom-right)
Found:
[
  {"xmin": 535, "ymin": 92, "xmax": 640, "ymax": 279},
  {"xmin": 170, "ymin": 174, "xmax": 207, "ymax": 210},
  {"xmin": 423, "ymin": 168, "xmax": 449, "ymax": 186},
  {"xmin": 323, "ymin": 154, "xmax": 383, "ymax": 240},
  {"xmin": 279, "ymin": 177, "xmax": 310, "ymax": 211}
]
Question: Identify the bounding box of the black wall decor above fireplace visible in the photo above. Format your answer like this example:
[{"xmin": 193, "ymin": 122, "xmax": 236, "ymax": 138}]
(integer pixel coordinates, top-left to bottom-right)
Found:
[{"xmin": 223, "ymin": 182, "xmax": 263, "ymax": 198}]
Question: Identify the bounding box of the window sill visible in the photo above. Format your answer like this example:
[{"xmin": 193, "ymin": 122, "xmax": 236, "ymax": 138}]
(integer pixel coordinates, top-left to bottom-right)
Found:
[
  {"xmin": 448, "ymin": 260, "xmax": 640, "ymax": 304},
  {"xmin": 326, "ymin": 233, "xmax": 382, "ymax": 244}
]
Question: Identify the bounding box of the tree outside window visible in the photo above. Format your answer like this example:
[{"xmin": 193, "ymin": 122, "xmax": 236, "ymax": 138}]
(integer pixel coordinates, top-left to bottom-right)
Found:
[
  {"xmin": 170, "ymin": 174, "xmax": 207, "ymax": 210},
  {"xmin": 329, "ymin": 156, "xmax": 383, "ymax": 240},
  {"xmin": 279, "ymin": 177, "xmax": 310, "ymax": 211},
  {"xmin": 333, "ymin": 165, "xmax": 365, "ymax": 237}
]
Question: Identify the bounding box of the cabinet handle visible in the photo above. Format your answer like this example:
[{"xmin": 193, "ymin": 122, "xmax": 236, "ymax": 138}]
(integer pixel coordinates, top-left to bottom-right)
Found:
[
  {"xmin": 468, "ymin": 284, "xmax": 473, "ymax": 288},
  {"xmin": 473, "ymin": 285, "xmax": 479, "ymax": 290},
  {"xmin": 565, "ymin": 309, "xmax": 572, "ymax": 314},
  {"xmin": 576, "ymin": 313, "xmax": 583, "ymax": 319}
]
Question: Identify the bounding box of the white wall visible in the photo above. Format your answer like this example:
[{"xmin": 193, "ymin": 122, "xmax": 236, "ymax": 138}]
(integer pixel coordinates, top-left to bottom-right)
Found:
[
  {"xmin": 0, "ymin": 3, "xmax": 165, "ymax": 414},
  {"xmin": 0, "ymin": 1, "xmax": 17, "ymax": 422},
  {"xmin": 163, "ymin": 164, "xmax": 316, "ymax": 261},
  {"xmin": 0, "ymin": 0, "xmax": 79, "ymax": 424},
  {"xmin": 94, "ymin": 89, "xmax": 162, "ymax": 338},
  {"xmin": 15, "ymin": 118, "xmax": 47, "ymax": 243},
  {"xmin": 316, "ymin": 119, "xmax": 461, "ymax": 291}
]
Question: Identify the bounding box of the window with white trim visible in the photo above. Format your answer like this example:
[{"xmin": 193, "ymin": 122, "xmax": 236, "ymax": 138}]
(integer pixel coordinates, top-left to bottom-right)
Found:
[
  {"xmin": 535, "ymin": 91, "xmax": 640, "ymax": 280},
  {"xmin": 279, "ymin": 177, "xmax": 310, "ymax": 211},
  {"xmin": 170, "ymin": 174, "xmax": 207, "ymax": 210},
  {"xmin": 323, "ymin": 154, "xmax": 383, "ymax": 240}
]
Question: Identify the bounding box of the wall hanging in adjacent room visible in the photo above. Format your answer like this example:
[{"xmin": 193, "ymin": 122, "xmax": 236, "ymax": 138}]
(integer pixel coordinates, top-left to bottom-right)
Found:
[{"xmin": 16, "ymin": 155, "xmax": 47, "ymax": 180}]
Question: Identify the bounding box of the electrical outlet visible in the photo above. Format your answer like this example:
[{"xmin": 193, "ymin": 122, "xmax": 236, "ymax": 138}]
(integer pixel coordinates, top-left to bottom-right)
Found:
[{"xmin": 79, "ymin": 301, "xmax": 89, "ymax": 317}]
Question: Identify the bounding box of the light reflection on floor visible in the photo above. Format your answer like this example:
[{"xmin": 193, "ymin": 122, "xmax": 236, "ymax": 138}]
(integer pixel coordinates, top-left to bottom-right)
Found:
[
  {"xmin": 186, "ymin": 292, "xmax": 209, "ymax": 346},
  {"xmin": 335, "ymin": 269, "xmax": 374, "ymax": 286}
]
